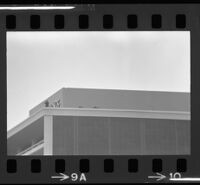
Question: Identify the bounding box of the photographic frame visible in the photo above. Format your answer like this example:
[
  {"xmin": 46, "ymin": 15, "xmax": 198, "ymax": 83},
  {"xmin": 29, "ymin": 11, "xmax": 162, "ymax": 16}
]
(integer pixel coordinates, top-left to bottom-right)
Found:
[{"xmin": 0, "ymin": 3, "xmax": 199, "ymax": 183}]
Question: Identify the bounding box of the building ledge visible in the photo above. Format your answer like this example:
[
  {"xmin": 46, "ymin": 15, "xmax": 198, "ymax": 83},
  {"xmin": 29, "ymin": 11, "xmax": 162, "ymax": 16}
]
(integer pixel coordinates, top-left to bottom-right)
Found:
[
  {"xmin": 8, "ymin": 107, "xmax": 190, "ymax": 139},
  {"xmin": 17, "ymin": 140, "xmax": 44, "ymax": 156}
]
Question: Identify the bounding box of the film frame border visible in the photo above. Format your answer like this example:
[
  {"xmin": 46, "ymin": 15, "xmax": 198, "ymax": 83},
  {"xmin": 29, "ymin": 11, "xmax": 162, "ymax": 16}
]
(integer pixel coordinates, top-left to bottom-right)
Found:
[
  {"xmin": 1, "ymin": 0, "xmax": 200, "ymax": 4},
  {"xmin": 0, "ymin": 3, "xmax": 199, "ymax": 184}
]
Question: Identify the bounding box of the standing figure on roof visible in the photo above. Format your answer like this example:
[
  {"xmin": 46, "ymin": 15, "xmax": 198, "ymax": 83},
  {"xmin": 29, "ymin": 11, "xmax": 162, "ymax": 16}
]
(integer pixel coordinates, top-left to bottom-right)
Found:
[{"xmin": 44, "ymin": 100, "xmax": 49, "ymax": 107}]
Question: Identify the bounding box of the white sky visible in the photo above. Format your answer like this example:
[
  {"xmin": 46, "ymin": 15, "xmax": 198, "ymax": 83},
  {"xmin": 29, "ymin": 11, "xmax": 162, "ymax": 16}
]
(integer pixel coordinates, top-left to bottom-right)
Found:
[{"xmin": 7, "ymin": 31, "xmax": 190, "ymax": 130}]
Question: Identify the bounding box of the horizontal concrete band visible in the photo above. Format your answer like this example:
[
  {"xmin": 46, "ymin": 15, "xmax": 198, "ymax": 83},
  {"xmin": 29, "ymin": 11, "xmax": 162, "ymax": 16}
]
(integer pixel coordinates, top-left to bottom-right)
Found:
[
  {"xmin": 7, "ymin": 107, "xmax": 190, "ymax": 139},
  {"xmin": 44, "ymin": 107, "xmax": 190, "ymax": 120}
]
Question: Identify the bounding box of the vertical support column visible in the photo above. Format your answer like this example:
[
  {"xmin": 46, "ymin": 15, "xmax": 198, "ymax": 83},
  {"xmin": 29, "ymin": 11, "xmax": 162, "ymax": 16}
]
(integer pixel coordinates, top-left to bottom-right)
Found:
[
  {"xmin": 140, "ymin": 119, "xmax": 146, "ymax": 155},
  {"xmin": 108, "ymin": 117, "xmax": 111, "ymax": 155},
  {"xmin": 73, "ymin": 117, "xmax": 78, "ymax": 155},
  {"xmin": 174, "ymin": 120, "xmax": 178, "ymax": 155},
  {"xmin": 44, "ymin": 115, "xmax": 53, "ymax": 155}
]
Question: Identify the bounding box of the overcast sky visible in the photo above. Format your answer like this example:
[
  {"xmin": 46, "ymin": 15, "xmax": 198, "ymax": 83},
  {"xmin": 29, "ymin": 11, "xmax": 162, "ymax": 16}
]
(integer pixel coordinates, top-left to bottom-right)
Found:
[{"xmin": 7, "ymin": 31, "xmax": 190, "ymax": 130}]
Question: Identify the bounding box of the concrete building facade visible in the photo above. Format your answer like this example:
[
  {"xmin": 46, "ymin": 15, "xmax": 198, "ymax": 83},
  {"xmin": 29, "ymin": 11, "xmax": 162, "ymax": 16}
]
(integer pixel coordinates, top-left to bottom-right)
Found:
[{"xmin": 7, "ymin": 88, "xmax": 190, "ymax": 155}]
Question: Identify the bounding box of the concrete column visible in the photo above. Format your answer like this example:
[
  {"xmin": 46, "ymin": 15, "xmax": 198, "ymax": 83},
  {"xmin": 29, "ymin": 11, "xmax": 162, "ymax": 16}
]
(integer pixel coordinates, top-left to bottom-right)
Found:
[{"xmin": 44, "ymin": 115, "xmax": 53, "ymax": 155}]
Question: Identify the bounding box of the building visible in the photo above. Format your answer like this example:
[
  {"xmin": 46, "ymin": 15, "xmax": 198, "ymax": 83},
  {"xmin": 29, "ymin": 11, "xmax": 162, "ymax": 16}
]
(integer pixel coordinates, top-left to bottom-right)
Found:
[{"xmin": 7, "ymin": 88, "xmax": 190, "ymax": 155}]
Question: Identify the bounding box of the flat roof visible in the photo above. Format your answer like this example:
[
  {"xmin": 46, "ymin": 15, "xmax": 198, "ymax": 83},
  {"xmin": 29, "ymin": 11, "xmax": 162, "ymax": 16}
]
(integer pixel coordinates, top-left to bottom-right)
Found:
[{"xmin": 30, "ymin": 88, "xmax": 190, "ymax": 116}]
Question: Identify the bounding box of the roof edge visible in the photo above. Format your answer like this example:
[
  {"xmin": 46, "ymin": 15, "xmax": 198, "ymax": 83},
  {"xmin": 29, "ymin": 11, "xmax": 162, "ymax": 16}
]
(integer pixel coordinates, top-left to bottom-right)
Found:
[{"xmin": 8, "ymin": 107, "xmax": 190, "ymax": 139}]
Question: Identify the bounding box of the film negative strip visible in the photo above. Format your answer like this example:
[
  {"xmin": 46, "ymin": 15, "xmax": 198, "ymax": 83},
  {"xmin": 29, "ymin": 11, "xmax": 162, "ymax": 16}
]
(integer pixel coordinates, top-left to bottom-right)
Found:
[{"xmin": 0, "ymin": 3, "xmax": 199, "ymax": 184}]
